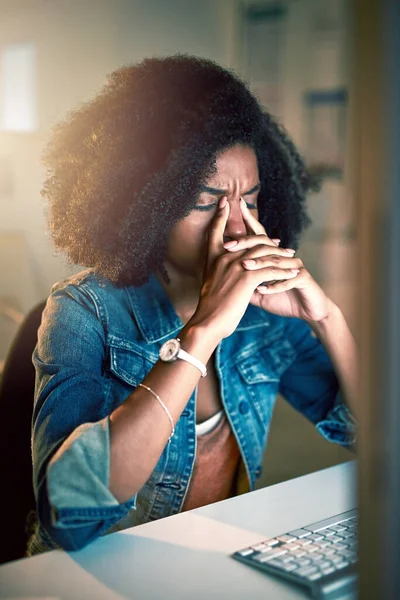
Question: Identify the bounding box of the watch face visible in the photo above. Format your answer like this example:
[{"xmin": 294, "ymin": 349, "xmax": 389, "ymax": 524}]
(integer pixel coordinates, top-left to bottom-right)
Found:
[{"xmin": 159, "ymin": 339, "xmax": 180, "ymax": 362}]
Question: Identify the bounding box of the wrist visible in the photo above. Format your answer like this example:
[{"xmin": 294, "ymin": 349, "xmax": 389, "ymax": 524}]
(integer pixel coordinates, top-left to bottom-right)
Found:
[
  {"xmin": 308, "ymin": 301, "xmax": 343, "ymax": 336},
  {"xmin": 179, "ymin": 319, "xmax": 221, "ymax": 362}
]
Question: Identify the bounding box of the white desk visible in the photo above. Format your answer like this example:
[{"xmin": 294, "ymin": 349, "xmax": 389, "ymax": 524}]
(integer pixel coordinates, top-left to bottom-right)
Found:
[{"xmin": 0, "ymin": 461, "xmax": 357, "ymax": 600}]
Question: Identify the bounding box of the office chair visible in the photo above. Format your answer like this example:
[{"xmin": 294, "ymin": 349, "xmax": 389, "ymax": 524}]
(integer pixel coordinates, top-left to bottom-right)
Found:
[{"xmin": 0, "ymin": 300, "xmax": 46, "ymax": 564}]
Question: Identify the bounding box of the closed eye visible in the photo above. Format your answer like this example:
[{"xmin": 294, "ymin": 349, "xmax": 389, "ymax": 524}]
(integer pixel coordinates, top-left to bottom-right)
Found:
[
  {"xmin": 193, "ymin": 202, "xmax": 257, "ymax": 212},
  {"xmin": 193, "ymin": 203, "xmax": 219, "ymax": 212},
  {"xmin": 195, "ymin": 182, "xmax": 260, "ymax": 212}
]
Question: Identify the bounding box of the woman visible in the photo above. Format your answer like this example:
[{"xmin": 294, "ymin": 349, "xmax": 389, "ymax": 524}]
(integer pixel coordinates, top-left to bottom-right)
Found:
[{"xmin": 29, "ymin": 55, "xmax": 357, "ymax": 554}]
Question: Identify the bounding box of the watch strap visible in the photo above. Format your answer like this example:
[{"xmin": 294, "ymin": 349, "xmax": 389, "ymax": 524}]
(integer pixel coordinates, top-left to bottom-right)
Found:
[{"xmin": 177, "ymin": 345, "xmax": 207, "ymax": 378}]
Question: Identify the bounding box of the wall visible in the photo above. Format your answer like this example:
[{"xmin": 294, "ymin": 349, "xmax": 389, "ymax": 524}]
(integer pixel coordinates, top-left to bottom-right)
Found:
[
  {"xmin": 0, "ymin": 0, "xmax": 235, "ymax": 357},
  {"xmin": 247, "ymin": 0, "xmax": 355, "ymax": 486}
]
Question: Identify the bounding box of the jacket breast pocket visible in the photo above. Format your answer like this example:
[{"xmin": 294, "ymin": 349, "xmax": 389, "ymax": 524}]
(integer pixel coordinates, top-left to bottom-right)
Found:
[
  {"xmin": 236, "ymin": 338, "xmax": 296, "ymax": 427},
  {"xmin": 107, "ymin": 344, "xmax": 156, "ymax": 404},
  {"xmin": 237, "ymin": 338, "xmax": 296, "ymax": 384}
]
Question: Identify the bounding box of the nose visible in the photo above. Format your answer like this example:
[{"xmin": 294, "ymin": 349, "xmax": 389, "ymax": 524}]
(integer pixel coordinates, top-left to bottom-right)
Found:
[{"xmin": 223, "ymin": 198, "xmax": 247, "ymax": 243}]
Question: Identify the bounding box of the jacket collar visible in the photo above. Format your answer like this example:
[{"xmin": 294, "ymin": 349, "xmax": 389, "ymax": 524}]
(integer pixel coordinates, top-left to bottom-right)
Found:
[
  {"xmin": 126, "ymin": 274, "xmax": 183, "ymax": 344},
  {"xmin": 126, "ymin": 273, "xmax": 271, "ymax": 344}
]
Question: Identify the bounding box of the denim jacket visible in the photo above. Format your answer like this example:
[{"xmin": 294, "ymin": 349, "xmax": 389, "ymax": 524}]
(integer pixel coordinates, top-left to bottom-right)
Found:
[{"xmin": 30, "ymin": 269, "xmax": 357, "ymax": 553}]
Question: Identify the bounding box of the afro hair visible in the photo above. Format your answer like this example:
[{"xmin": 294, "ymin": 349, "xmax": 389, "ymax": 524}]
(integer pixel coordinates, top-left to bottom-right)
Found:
[{"xmin": 41, "ymin": 54, "xmax": 316, "ymax": 286}]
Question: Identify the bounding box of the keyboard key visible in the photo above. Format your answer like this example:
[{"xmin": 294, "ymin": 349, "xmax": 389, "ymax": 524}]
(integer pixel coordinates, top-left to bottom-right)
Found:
[
  {"xmin": 277, "ymin": 535, "xmax": 296, "ymax": 543},
  {"xmin": 238, "ymin": 548, "xmax": 254, "ymax": 557},
  {"xmin": 290, "ymin": 550, "xmax": 308, "ymax": 558},
  {"xmin": 254, "ymin": 553, "xmax": 277, "ymax": 563},
  {"xmin": 297, "ymin": 538, "xmax": 312, "ymax": 546},
  {"xmin": 268, "ymin": 559, "xmax": 289, "ymax": 569},
  {"xmin": 296, "ymin": 558, "xmax": 312, "ymax": 567},
  {"xmin": 329, "ymin": 554, "xmax": 343, "ymax": 563},
  {"xmin": 321, "ymin": 566, "xmax": 336, "ymax": 576},
  {"xmin": 315, "ymin": 540, "xmax": 332, "ymax": 548},
  {"xmin": 284, "ymin": 562, "xmax": 300, "ymax": 572},
  {"xmin": 330, "ymin": 525, "xmax": 347, "ymax": 533},
  {"xmin": 287, "ymin": 544, "xmax": 301, "ymax": 552},
  {"xmin": 307, "ymin": 571, "xmax": 324, "ymax": 581},
  {"xmin": 307, "ymin": 533, "xmax": 324, "ymax": 542},
  {"xmin": 251, "ymin": 543, "xmax": 268, "ymax": 552},
  {"xmin": 336, "ymin": 552, "xmax": 354, "ymax": 563},
  {"xmin": 322, "ymin": 529, "xmax": 336, "ymax": 537},
  {"xmin": 340, "ymin": 541, "xmax": 355, "ymax": 549},
  {"xmin": 296, "ymin": 566, "xmax": 319, "ymax": 577},
  {"xmin": 316, "ymin": 545, "xmax": 334, "ymax": 555},
  {"xmin": 264, "ymin": 538, "xmax": 281, "ymax": 547},
  {"xmin": 319, "ymin": 561, "xmax": 334, "ymax": 570},
  {"xmin": 263, "ymin": 548, "xmax": 288, "ymax": 560},
  {"xmin": 340, "ymin": 531, "xmax": 355, "ymax": 539},
  {"xmin": 258, "ymin": 546, "xmax": 274, "ymax": 554},
  {"xmin": 288, "ymin": 528, "xmax": 312, "ymax": 538},
  {"xmin": 280, "ymin": 554, "xmax": 296, "ymax": 563},
  {"xmin": 310, "ymin": 553, "xmax": 325, "ymax": 562},
  {"xmin": 333, "ymin": 543, "xmax": 347, "ymax": 551},
  {"xmin": 329, "ymin": 535, "xmax": 344, "ymax": 544},
  {"xmin": 341, "ymin": 549, "xmax": 356, "ymax": 559},
  {"xmin": 336, "ymin": 560, "xmax": 350, "ymax": 569}
]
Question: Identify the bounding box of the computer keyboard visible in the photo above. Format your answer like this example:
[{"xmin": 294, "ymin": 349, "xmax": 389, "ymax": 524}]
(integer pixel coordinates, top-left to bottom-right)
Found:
[{"xmin": 232, "ymin": 509, "xmax": 358, "ymax": 599}]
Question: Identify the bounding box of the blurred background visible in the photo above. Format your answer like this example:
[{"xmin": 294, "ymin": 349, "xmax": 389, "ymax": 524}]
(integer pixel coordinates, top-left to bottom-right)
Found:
[{"xmin": 0, "ymin": 0, "xmax": 354, "ymax": 488}]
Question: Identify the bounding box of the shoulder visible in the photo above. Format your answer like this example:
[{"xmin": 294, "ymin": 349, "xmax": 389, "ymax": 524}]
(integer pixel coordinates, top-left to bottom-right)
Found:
[
  {"xmin": 45, "ymin": 269, "xmax": 133, "ymax": 334},
  {"xmin": 50, "ymin": 269, "xmax": 129, "ymax": 306},
  {"xmin": 51, "ymin": 268, "xmax": 113, "ymax": 296}
]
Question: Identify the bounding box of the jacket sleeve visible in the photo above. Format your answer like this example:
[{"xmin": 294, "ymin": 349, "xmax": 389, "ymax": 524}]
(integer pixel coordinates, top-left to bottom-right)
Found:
[
  {"xmin": 278, "ymin": 317, "xmax": 357, "ymax": 450},
  {"xmin": 32, "ymin": 283, "xmax": 137, "ymax": 551}
]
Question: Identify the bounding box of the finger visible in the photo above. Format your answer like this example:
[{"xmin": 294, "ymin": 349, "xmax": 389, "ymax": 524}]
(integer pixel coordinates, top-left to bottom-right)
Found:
[
  {"xmin": 248, "ymin": 265, "xmax": 301, "ymax": 286},
  {"xmin": 242, "ymin": 255, "xmax": 303, "ymax": 270},
  {"xmin": 240, "ymin": 197, "xmax": 266, "ymax": 236},
  {"xmin": 224, "ymin": 234, "xmax": 295, "ymax": 255},
  {"xmin": 257, "ymin": 271, "xmax": 306, "ymax": 294},
  {"xmin": 206, "ymin": 196, "xmax": 230, "ymax": 267}
]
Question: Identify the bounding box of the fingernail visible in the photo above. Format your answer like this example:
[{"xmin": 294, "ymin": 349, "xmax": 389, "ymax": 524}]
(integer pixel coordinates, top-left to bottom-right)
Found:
[
  {"xmin": 291, "ymin": 269, "xmax": 300, "ymax": 275},
  {"xmin": 240, "ymin": 197, "xmax": 247, "ymax": 206},
  {"xmin": 286, "ymin": 248, "xmax": 296, "ymax": 255},
  {"xmin": 223, "ymin": 240, "xmax": 238, "ymax": 248},
  {"xmin": 272, "ymin": 239, "xmax": 281, "ymax": 245},
  {"xmin": 219, "ymin": 196, "xmax": 227, "ymax": 208},
  {"xmin": 242, "ymin": 259, "xmax": 256, "ymax": 268}
]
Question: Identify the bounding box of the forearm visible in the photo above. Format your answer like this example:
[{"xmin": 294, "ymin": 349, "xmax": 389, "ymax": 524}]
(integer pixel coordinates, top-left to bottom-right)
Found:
[
  {"xmin": 308, "ymin": 301, "xmax": 358, "ymax": 421},
  {"xmin": 109, "ymin": 321, "xmax": 220, "ymax": 502}
]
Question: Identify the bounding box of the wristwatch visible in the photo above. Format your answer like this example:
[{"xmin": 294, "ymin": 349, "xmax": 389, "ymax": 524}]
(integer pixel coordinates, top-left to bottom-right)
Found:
[{"xmin": 159, "ymin": 338, "xmax": 207, "ymax": 377}]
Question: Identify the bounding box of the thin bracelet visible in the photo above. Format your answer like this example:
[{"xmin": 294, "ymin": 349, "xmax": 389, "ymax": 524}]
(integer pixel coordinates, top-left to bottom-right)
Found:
[{"xmin": 138, "ymin": 383, "xmax": 175, "ymax": 443}]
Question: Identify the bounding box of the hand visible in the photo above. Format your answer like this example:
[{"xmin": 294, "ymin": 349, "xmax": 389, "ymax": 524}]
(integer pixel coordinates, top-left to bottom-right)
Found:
[
  {"xmin": 223, "ymin": 198, "xmax": 333, "ymax": 322},
  {"xmin": 190, "ymin": 197, "xmax": 299, "ymax": 340}
]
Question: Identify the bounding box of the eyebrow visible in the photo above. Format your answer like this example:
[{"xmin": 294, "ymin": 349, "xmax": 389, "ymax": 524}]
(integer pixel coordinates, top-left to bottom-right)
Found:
[{"xmin": 199, "ymin": 183, "xmax": 261, "ymax": 196}]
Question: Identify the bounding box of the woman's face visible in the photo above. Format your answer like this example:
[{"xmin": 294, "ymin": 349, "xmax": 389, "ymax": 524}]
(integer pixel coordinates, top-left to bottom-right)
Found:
[{"xmin": 165, "ymin": 144, "xmax": 260, "ymax": 279}]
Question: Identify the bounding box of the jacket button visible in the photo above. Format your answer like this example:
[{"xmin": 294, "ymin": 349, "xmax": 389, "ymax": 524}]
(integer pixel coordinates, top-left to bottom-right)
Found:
[
  {"xmin": 238, "ymin": 401, "xmax": 249, "ymax": 415},
  {"xmin": 255, "ymin": 466, "xmax": 262, "ymax": 478}
]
